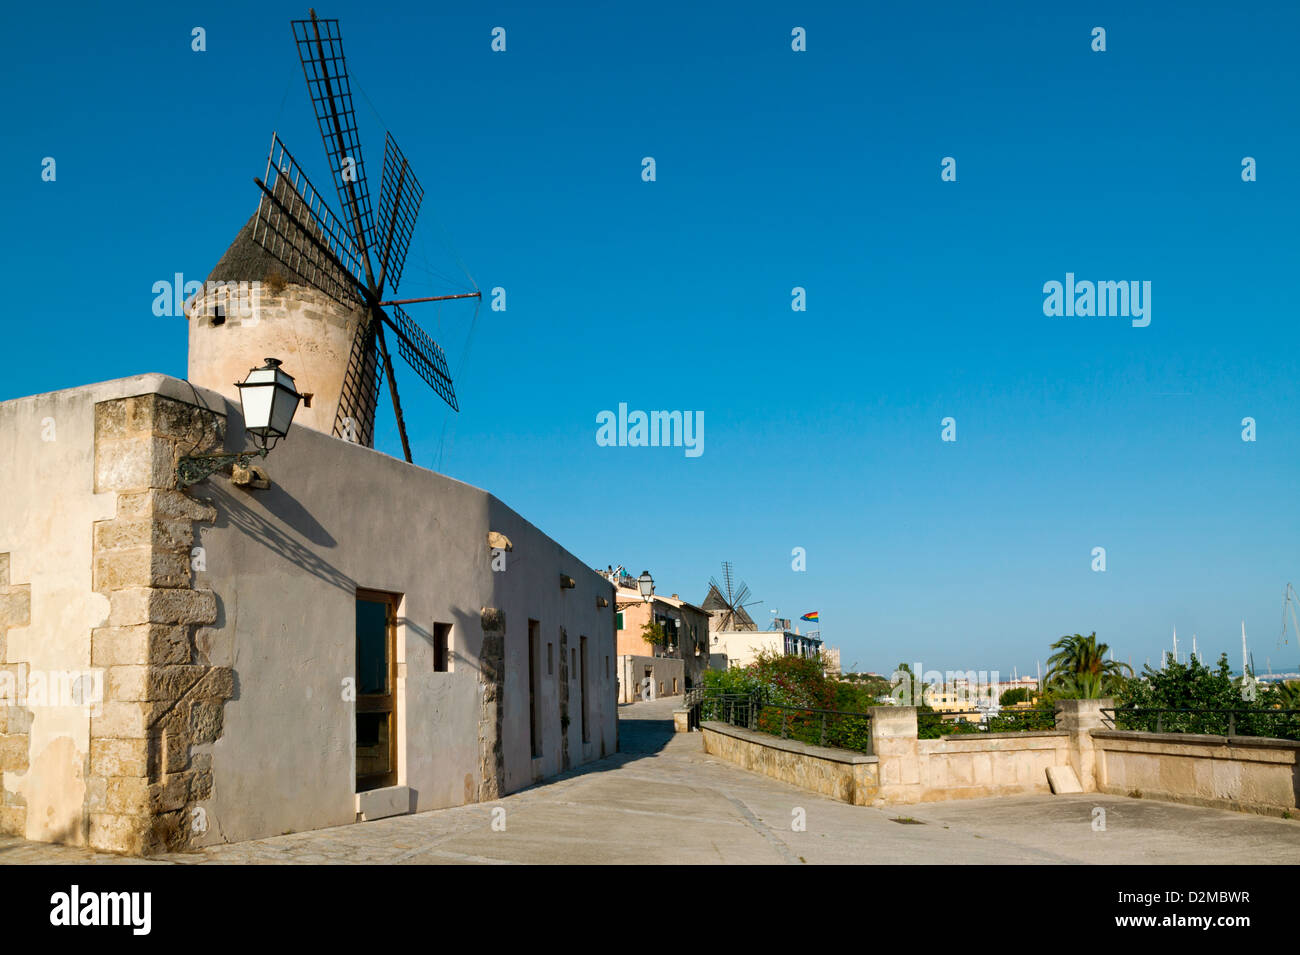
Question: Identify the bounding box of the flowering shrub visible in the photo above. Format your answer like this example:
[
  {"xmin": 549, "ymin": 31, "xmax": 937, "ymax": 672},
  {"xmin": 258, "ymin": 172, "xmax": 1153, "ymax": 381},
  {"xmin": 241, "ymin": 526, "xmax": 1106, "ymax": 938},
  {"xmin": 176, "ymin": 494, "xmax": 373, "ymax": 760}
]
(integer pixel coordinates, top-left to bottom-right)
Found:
[{"xmin": 703, "ymin": 652, "xmax": 876, "ymax": 753}]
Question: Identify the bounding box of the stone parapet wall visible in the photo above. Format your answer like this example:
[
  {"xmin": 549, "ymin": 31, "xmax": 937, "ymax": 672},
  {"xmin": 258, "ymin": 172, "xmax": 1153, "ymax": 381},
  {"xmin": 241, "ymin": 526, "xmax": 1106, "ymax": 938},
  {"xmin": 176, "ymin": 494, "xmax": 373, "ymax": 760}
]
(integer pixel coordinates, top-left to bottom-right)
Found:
[
  {"xmin": 1092, "ymin": 730, "xmax": 1300, "ymax": 817},
  {"xmin": 698, "ymin": 704, "xmax": 1085, "ymax": 808},
  {"xmin": 701, "ymin": 721, "xmax": 879, "ymax": 806},
  {"xmin": 904, "ymin": 732, "xmax": 1070, "ymax": 803},
  {"xmin": 698, "ymin": 700, "xmax": 1300, "ymax": 818}
]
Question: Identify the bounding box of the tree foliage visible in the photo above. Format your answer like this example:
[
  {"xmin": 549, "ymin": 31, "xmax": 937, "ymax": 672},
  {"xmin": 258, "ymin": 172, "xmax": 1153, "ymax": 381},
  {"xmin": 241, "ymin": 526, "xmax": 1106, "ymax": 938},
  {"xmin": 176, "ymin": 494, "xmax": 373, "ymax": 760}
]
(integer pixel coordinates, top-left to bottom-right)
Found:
[
  {"xmin": 640, "ymin": 619, "xmax": 668, "ymax": 648},
  {"xmin": 1045, "ymin": 632, "xmax": 1132, "ymax": 698},
  {"xmin": 999, "ymin": 687, "xmax": 1031, "ymax": 706},
  {"xmin": 1116, "ymin": 653, "xmax": 1300, "ymax": 738}
]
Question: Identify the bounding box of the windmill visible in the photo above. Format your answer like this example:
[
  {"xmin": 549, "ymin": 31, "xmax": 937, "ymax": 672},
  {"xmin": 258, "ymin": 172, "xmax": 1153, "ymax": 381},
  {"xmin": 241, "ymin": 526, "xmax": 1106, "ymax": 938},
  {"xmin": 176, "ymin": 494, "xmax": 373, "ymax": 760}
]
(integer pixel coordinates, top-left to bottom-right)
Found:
[
  {"xmin": 702, "ymin": 561, "xmax": 762, "ymax": 631},
  {"xmin": 246, "ymin": 9, "xmax": 478, "ymax": 462}
]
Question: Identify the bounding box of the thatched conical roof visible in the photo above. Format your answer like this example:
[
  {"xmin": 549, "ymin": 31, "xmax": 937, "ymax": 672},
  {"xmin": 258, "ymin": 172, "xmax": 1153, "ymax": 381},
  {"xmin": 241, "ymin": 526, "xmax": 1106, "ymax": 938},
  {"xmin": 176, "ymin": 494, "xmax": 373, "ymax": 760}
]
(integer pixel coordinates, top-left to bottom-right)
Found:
[
  {"xmin": 206, "ymin": 175, "xmax": 360, "ymax": 307},
  {"xmin": 206, "ymin": 209, "xmax": 293, "ymax": 285}
]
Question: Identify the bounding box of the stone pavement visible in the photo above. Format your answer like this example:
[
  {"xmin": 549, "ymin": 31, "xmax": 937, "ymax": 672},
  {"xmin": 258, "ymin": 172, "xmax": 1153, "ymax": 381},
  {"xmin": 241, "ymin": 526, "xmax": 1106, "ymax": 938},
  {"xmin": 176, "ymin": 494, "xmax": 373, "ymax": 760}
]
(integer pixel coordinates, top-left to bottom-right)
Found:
[{"xmin": 3, "ymin": 697, "xmax": 1300, "ymax": 864}]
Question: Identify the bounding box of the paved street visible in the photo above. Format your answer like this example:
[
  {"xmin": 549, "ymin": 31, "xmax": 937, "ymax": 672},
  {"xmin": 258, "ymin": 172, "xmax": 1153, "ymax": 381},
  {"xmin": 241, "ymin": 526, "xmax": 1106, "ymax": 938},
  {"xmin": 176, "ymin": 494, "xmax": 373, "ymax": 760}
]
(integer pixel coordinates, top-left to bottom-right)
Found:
[{"xmin": 3, "ymin": 697, "xmax": 1300, "ymax": 864}]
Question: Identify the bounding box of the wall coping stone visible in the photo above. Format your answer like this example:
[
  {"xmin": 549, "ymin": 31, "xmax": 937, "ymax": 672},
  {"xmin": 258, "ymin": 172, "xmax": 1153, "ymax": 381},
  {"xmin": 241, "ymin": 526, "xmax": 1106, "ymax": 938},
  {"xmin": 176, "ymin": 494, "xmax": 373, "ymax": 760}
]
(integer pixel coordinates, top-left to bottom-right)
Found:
[
  {"xmin": 936, "ymin": 730, "xmax": 1070, "ymax": 742},
  {"xmin": 1091, "ymin": 729, "xmax": 1300, "ymax": 751},
  {"xmin": 700, "ymin": 721, "xmax": 877, "ymax": 765}
]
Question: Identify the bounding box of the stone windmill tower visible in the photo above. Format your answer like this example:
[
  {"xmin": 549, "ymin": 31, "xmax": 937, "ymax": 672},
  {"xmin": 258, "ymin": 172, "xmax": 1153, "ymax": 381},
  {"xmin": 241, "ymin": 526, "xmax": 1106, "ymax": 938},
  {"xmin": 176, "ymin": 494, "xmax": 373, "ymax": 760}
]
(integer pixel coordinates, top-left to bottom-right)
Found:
[
  {"xmin": 187, "ymin": 191, "xmax": 372, "ymax": 442},
  {"xmin": 187, "ymin": 10, "xmax": 477, "ymax": 459}
]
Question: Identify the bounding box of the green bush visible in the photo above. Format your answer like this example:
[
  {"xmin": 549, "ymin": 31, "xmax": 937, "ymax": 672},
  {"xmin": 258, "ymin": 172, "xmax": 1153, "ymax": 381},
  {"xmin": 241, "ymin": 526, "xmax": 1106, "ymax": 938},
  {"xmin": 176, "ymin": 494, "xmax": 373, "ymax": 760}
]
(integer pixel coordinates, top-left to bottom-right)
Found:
[{"xmin": 1115, "ymin": 654, "xmax": 1300, "ymax": 739}]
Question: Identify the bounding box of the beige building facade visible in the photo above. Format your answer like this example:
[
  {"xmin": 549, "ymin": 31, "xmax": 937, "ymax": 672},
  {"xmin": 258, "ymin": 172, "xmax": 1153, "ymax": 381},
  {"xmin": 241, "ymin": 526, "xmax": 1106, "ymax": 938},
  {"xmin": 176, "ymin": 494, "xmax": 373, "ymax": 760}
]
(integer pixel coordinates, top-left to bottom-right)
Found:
[{"xmin": 613, "ymin": 579, "xmax": 708, "ymax": 701}]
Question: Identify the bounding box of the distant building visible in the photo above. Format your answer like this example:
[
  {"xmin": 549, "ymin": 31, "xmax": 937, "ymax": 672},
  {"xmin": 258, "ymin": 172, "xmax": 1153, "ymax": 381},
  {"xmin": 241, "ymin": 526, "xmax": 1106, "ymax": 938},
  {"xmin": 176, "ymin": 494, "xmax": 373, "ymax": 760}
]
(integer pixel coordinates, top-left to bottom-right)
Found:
[
  {"xmin": 606, "ymin": 570, "xmax": 708, "ymax": 703},
  {"xmin": 923, "ymin": 682, "xmax": 984, "ymax": 721},
  {"xmin": 708, "ymin": 628, "xmax": 824, "ymax": 670},
  {"xmin": 699, "ymin": 580, "xmax": 823, "ymax": 669}
]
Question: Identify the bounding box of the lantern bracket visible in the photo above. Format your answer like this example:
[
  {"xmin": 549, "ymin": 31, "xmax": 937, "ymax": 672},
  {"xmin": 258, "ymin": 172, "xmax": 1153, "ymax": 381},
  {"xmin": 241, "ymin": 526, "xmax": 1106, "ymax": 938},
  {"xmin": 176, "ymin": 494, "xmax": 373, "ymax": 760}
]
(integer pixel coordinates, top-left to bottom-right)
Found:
[{"xmin": 177, "ymin": 448, "xmax": 269, "ymax": 488}]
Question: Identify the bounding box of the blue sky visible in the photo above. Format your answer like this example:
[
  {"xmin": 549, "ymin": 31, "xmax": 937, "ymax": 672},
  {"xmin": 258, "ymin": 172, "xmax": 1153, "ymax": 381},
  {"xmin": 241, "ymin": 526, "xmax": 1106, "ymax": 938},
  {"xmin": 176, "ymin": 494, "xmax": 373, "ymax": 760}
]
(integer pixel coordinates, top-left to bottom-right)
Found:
[{"xmin": 4, "ymin": 1, "xmax": 1298, "ymax": 676}]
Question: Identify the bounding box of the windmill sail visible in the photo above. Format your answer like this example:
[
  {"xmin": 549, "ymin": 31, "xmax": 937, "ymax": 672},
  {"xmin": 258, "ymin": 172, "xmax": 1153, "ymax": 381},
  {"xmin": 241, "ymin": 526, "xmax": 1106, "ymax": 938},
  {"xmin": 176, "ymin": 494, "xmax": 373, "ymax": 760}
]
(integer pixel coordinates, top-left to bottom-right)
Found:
[
  {"xmin": 384, "ymin": 305, "xmax": 458, "ymax": 411},
  {"xmin": 333, "ymin": 319, "xmax": 384, "ymax": 446},
  {"xmin": 292, "ymin": 12, "xmax": 374, "ymax": 249},
  {"xmin": 223, "ymin": 9, "xmax": 478, "ymax": 462},
  {"xmin": 375, "ymin": 132, "xmax": 423, "ymax": 293},
  {"xmin": 252, "ymin": 133, "xmax": 366, "ymax": 307},
  {"xmin": 703, "ymin": 562, "xmax": 761, "ymax": 631}
]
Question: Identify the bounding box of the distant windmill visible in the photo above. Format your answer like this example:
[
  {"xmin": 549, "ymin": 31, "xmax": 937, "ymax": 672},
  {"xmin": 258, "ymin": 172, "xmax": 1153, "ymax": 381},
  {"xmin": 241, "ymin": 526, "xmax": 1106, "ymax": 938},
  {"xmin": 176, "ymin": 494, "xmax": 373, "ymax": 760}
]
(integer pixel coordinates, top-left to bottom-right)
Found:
[
  {"xmin": 245, "ymin": 9, "xmax": 478, "ymax": 462},
  {"xmin": 703, "ymin": 561, "xmax": 762, "ymax": 631}
]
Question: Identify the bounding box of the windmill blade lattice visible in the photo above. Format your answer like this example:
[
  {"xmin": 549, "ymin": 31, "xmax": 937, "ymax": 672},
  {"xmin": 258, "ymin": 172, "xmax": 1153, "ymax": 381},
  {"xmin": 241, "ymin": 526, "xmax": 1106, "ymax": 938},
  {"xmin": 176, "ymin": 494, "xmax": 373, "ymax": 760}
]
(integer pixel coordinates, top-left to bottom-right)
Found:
[
  {"xmin": 707, "ymin": 561, "xmax": 761, "ymax": 631},
  {"xmin": 292, "ymin": 13, "xmax": 374, "ymax": 250},
  {"xmin": 332, "ymin": 319, "xmax": 384, "ymax": 445},
  {"xmin": 252, "ymin": 133, "xmax": 366, "ymax": 307},
  {"xmin": 375, "ymin": 132, "xmax": 423, "ymax": 294},
  {"xmin": 384, "ymin": 304, "xmax": 458, "ymax": 412}
]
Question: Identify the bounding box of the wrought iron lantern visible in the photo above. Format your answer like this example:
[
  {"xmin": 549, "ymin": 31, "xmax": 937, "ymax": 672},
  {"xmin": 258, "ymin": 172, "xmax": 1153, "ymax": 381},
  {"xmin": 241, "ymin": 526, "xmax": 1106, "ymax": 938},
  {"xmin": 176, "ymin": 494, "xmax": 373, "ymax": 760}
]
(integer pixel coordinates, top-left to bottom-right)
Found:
[
  {"xmin": 235, "ymin": 358, "xmax": 302, "ymax": 451},
  {"xmin": 637, "ymin": 570, "xmax": 654, "ymax": 603}
]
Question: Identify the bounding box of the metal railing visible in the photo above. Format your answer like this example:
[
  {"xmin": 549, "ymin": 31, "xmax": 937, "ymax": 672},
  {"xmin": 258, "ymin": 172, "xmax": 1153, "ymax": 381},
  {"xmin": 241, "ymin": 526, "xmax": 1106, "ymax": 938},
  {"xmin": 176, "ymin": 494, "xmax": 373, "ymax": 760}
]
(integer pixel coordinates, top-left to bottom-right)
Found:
[
  {"xmin": 689, "ymin": 690, "xmax": 1060, "ymax": 749},
  {"xmin": 685, "ymin": 689, "xmax": 873, "ymax": 754},
  {"xmin": 756, "ymin": 703, "xmax": 874, "ymax": 755},
  {"xmin": 685, "ymin": 688, "xmax": 761, "ymax": 732},
  {"xmin": 918, "ymin": 707, "xmax": 1057, "ymax": 739},
  {"xmin": 1101, "ymin": 707, "xmax": 1300, "ymax": 741},
  {"xmin": 986, "ymin": 707, "xmax": 1059, "ymax": 733}
]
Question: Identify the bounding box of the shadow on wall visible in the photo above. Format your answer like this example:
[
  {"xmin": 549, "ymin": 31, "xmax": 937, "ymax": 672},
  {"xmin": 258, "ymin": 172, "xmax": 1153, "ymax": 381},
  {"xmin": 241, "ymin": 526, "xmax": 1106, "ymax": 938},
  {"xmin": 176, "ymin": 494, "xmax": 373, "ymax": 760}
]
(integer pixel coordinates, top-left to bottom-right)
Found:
[
  {"xmin": 205, "ymin": 482, "xmax": 354, "ymax": 596},
  {"xmin": 399, "ymin": 608, "xmax": 483, "ymax": 679}
]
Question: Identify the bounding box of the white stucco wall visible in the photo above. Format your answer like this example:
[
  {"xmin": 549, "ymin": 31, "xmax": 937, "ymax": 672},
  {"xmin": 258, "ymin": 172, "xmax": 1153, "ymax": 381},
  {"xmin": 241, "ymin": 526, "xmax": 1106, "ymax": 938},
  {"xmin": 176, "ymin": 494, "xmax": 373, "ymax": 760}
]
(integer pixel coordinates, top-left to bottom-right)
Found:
[
  {"xmin": 709, "ymin": 631, "xmax": 784, "ymax": 670},
  {"xmin": 188, "ymin": 382, "xmax": 617, "ymax": 844}
]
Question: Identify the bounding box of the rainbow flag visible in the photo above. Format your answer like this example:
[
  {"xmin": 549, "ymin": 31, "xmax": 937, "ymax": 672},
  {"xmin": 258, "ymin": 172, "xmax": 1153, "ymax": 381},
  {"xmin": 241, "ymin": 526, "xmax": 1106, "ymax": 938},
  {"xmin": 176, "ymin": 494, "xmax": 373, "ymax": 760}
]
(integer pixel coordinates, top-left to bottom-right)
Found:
[{"xmin": 800, "ymin": 611, "xmax": 819, "ymax": 622}]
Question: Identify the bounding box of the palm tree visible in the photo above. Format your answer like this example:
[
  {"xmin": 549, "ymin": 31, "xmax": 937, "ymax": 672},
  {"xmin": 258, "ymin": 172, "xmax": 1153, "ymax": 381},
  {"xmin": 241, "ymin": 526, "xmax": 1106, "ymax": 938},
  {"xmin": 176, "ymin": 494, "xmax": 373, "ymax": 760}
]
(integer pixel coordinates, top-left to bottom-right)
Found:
[
  {"xmin": 1045, "ymin": 632, "xmax": 1132, "ymax": 699},
  {"xmin": 1273, "ymin": 680, "xmax": 1300, "ymax": 710}
]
